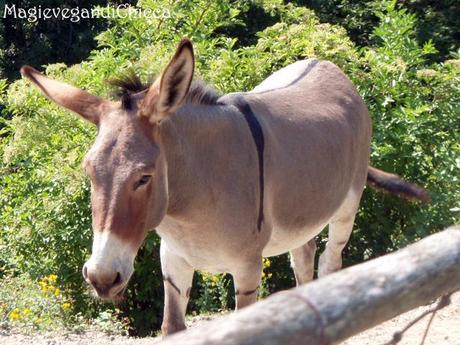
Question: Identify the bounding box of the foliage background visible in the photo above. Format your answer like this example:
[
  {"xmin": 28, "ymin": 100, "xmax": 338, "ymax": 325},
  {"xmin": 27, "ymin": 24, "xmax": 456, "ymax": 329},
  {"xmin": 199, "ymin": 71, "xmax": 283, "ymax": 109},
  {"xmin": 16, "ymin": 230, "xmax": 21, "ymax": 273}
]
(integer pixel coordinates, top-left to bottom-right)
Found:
[{"xmin": 0, "ymin": 0, "xmax": 459, "ymax": 336}]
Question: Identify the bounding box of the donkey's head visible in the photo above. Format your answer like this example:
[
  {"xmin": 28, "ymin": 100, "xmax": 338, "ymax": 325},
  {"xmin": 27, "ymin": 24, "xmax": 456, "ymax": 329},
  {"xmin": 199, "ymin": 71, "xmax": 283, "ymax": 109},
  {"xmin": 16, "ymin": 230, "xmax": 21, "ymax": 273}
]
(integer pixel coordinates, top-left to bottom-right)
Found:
[{"xmin": 21, "ymin": 39, "xmax": 195, "ymax": 300}]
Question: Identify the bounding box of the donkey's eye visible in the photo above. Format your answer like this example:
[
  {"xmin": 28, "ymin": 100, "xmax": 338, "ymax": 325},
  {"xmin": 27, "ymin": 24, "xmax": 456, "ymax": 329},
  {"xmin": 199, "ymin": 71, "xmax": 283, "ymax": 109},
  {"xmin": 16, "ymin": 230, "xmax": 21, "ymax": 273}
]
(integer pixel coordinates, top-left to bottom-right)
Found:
[{"xmin": 135, "ymin": 175, "xmax": 151, "ymax": 190}]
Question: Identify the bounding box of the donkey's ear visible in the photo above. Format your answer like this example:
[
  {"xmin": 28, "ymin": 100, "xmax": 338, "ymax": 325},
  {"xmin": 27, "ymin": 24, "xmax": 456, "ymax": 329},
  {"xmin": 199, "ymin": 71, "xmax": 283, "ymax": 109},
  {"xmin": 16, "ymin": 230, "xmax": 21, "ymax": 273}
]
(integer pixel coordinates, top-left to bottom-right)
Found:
[
  {"xmin": 142, "ymin": 38, "xmax": 194, "ymax": 121},
  {"xmin": 20, "ymin": 65, "xmax": 105, "ymax": 125}
]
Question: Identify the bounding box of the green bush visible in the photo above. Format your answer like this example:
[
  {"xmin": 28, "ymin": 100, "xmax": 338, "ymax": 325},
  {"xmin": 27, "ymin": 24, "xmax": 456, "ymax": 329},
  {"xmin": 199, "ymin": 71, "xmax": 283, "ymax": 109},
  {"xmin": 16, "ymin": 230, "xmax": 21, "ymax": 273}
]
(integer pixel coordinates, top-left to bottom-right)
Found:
[
  {"xmin": 1, "ymin": 0, "xmax": 458, "ymax": 335},
  {"xmin": 0, "ymin": 0, "xmax": 129, "ymax": 80},
  {"xmin": 0, "ymin": 273, "xmax": 75, "ymax": 332},
  {"xmin": 304, "ymin": 0, "xmax": 460, "ymax": 62},
  {"xmin": 0, "ymin": 273, "xmax": 128, "ymax": 334},
  {"xmin": 344, "ymin": 2, "xmax": 459, "ymax": 262}
]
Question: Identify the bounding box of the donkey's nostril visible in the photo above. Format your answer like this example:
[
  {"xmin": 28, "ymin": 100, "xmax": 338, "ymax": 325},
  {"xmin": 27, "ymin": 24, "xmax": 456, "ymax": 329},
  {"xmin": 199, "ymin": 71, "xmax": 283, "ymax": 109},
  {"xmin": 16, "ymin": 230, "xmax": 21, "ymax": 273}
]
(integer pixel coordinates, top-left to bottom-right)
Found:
[
  {"xmin": 113, "ymin": 272, "xmax": 122, "ymax": 286},
  {"xmin": 82, "ymin": 265, "xmax": 88, "ymax": 279}
]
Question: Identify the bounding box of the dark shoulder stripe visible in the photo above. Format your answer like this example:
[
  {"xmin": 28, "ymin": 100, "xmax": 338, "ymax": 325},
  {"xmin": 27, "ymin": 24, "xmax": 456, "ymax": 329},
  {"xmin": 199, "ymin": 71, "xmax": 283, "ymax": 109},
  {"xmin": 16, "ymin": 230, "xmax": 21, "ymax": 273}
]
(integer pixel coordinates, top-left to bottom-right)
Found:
[{"xmin": 218, "ymin": 93, "xmax": 265, "ymax": 231}]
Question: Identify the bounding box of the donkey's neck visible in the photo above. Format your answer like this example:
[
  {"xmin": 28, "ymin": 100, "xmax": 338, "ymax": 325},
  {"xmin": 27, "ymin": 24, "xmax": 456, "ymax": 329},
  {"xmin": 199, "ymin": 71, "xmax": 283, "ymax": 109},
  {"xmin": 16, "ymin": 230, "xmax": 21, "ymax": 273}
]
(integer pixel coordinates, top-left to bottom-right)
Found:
[{"xmin": 159, "ymin": 102, "xmax": 255, "ymax": 220}]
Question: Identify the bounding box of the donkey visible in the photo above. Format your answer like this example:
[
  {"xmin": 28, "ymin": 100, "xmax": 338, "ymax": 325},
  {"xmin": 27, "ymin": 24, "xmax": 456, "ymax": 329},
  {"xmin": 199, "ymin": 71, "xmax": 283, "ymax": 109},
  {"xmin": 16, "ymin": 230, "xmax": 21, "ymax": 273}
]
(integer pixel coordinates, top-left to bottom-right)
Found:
[{"xmin": 21, "ymin": 38, "xmax": 429, "ymax": 335}]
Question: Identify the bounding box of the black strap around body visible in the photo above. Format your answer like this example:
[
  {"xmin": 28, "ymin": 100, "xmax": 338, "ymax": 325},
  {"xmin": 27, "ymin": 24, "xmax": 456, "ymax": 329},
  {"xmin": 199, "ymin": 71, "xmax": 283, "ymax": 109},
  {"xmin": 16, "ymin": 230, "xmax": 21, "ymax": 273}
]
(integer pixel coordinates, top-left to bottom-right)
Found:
[{"xmin": 218, "ymin": 94, "xmax": 265, "ymax": 231}]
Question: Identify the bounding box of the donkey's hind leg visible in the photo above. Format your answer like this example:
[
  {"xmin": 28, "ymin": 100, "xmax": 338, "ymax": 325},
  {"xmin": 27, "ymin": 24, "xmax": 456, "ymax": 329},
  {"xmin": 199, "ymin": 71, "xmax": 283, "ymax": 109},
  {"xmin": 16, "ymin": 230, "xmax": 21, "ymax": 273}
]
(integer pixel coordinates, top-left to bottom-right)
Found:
[
  {"xmin": 318, "ymin": 188, "xmax": 362, "ymax": 277},
  {"xmin": 290, "ymin": 239, "xmax": 317, "ymax": 285}
]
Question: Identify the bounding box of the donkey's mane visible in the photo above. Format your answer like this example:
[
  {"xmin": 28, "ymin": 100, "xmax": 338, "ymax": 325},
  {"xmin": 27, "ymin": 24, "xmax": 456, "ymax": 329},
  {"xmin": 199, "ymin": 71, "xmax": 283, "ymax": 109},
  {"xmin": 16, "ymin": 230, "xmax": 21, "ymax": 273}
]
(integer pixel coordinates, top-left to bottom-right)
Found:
[{"xmin": 107, "ymin": 69, "xmax": 220, "ymax": 110}]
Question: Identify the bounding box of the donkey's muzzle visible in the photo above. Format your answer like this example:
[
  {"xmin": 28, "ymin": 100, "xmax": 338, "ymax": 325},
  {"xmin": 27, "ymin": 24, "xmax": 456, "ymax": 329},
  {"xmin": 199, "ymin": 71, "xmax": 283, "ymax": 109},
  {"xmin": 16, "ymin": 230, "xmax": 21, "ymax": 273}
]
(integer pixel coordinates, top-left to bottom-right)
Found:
[{"xmin": 83, "ymin": 263, "xmax": 124, "ymax": 299}]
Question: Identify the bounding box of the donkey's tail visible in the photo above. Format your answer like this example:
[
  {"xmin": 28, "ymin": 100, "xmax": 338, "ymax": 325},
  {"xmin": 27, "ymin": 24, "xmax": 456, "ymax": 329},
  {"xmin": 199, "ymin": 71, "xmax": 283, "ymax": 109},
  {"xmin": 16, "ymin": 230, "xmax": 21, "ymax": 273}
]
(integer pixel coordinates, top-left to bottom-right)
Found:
[{"xmin": 367, "ymin": 166, "xmax": 431, "ymax": 203}]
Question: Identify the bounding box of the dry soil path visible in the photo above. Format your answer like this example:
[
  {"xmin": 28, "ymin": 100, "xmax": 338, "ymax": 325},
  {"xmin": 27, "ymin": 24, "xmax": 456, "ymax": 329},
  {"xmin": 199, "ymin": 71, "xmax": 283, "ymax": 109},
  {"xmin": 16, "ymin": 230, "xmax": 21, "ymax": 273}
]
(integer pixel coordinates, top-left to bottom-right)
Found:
[{"xmin": 1, "ymin": 292, "xmax": 459, "ymax": 345}]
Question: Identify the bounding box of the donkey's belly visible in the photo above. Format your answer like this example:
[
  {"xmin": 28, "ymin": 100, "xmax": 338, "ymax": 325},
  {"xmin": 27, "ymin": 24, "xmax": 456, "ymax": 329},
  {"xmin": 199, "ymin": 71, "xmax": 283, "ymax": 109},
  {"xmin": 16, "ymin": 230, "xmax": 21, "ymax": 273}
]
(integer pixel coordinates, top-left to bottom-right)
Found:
[
  {"xmin": 262, "ymin": 219, "xmax": 330, "ymax": 257},
  {"xmin": 159, "ymin": 231, "xmax": 234, "ymax": 273}
]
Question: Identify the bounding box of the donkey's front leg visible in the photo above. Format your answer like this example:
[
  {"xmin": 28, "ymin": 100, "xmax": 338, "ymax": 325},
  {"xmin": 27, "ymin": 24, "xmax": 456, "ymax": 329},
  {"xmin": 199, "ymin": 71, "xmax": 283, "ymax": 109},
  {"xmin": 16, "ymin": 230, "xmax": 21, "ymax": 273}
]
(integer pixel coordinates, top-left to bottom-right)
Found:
[
  {"xmin": 232, "ymin": 257, "xmax": 263, "ymax": 310},
  {"xmin": 160, "ymin": 240, "xmax": 194, "ymax": 336}
]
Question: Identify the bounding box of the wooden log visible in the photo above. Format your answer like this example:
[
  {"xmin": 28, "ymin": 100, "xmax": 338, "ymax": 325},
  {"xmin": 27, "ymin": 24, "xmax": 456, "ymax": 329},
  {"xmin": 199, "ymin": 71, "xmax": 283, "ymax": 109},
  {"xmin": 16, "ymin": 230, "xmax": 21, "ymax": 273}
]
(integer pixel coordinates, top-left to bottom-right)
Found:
[{"xmin": 157, "ymin": 227, "xmax": 460, "ymax": 345}]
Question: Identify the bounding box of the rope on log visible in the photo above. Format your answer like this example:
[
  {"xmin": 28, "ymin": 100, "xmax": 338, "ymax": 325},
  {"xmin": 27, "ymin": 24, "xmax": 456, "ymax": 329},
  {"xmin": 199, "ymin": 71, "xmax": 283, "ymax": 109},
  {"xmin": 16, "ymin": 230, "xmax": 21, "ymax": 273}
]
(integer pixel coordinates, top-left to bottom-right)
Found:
[{"xmin": 155, "ymin": 226, "xmax": 460, "ymax": 345}]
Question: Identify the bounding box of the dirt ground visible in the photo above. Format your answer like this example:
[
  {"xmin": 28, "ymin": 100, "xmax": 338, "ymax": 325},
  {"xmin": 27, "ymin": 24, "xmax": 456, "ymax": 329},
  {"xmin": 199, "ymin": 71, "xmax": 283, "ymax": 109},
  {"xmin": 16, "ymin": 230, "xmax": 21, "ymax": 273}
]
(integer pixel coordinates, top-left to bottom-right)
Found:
[{"xmin": 1, "ymin": 292, "xmax": 459, "ymax": 345}]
